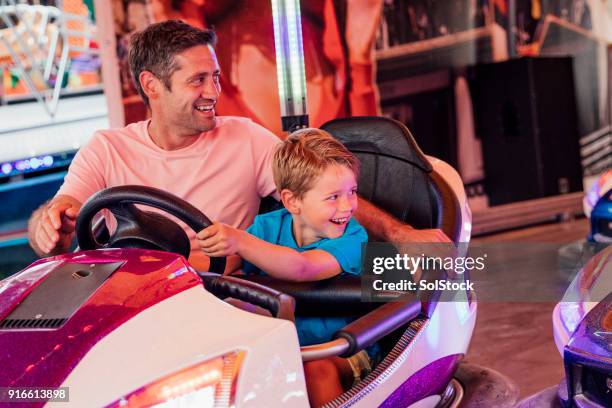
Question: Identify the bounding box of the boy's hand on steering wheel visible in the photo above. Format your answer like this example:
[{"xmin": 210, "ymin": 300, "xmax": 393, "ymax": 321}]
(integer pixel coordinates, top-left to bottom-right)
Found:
[{"xmin": 196, "ymin": 222, "xmax": 244, "ymax": 257}]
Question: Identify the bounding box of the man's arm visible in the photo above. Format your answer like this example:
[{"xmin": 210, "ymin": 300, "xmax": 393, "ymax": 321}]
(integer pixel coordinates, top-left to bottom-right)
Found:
[
  {"xmin": 28, "ymin": 195, "xmax": 82, "ymax": 257},
  {"xmin": 355, "ymin": 197, "xmax": 450, "ymax": 243}
]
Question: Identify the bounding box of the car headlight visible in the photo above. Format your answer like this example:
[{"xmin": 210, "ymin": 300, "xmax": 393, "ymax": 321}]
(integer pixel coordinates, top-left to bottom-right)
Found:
[{"xmin": 106, "ymin": 351, "xmax": 245, "ymax": 408}]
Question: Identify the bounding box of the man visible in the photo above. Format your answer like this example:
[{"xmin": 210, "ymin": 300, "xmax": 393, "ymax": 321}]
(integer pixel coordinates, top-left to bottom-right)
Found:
[
  {"xmin": 28, "ymin": 20, "xmax": 447, "ymax": 271},
  {"xmin": 28, "ymin": 20, "xmax": 280, "ymax": 271}
]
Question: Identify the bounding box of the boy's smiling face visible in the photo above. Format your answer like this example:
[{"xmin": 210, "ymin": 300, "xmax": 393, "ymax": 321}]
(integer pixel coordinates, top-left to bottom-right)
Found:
[{"xmin": 287, "ymin": 164, "xmax": 358, "ymax": 247}]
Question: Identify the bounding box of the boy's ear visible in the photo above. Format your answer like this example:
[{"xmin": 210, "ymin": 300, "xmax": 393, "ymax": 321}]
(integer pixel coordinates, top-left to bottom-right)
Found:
[{"xmin": 280, "ymin": 189, "xmax": 300, "ymax": 214}]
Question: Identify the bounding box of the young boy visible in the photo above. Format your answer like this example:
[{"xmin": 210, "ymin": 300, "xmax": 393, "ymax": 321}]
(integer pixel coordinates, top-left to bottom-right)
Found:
[{"xmin": 197, "ymin": 128, "xmax": 371, "ymax": 406}]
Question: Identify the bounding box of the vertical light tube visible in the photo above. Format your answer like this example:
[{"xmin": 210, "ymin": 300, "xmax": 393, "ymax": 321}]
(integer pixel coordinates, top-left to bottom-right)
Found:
[{"xmin": 271, "ymin": 0, "xmax": 309, "ymax": 132}]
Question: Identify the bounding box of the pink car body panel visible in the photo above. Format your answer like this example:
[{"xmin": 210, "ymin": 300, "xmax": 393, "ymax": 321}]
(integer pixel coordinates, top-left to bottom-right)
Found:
[{"xmin": 0, "ymin": 249, "xmax": 198, "ymax": 392}]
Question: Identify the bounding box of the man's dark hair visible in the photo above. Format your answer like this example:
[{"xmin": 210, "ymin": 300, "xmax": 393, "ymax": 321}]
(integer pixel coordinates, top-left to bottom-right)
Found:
[{"xmin": 128, "ymin": 20, "xmax": 217, "ymax": 106}]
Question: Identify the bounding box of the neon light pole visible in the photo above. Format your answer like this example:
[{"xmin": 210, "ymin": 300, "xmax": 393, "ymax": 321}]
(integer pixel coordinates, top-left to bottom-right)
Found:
[{"xmin": 271, "ymin": 0, "xmax": 308, "ymax": 132}]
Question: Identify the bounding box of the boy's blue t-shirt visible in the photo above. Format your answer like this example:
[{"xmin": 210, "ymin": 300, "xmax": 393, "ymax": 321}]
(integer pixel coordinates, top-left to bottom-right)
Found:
[{"xmin": 242, "ymin": 208, "xmax": 368, "ymax": 346}]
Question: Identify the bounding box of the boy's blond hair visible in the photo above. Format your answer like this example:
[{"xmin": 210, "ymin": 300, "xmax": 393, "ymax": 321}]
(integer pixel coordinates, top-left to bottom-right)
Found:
[{"xmin": 273, "ymin": 128, "xmax": 360, "ymax": 198}]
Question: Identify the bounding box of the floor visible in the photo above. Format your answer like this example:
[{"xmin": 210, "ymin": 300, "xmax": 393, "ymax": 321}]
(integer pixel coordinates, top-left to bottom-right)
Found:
[{"xmin": 467, "ymin": 218, "xmax": 591, "ymax": 399}]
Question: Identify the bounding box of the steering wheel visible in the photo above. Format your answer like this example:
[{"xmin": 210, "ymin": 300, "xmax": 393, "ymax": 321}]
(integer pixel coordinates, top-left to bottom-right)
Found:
[{"xmin": 76, "ymin": 185, "xmax": 226, "ymax": 273}]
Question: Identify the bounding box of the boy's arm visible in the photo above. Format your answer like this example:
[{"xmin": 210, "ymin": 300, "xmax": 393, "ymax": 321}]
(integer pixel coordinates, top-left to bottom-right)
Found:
[
  {"xmin": 197, "ymin": 223, "xmax": 342, "ymax": 282},
  {"xmin": 238, "ymin": 232, "xmax": 342, "ymax": 281}
]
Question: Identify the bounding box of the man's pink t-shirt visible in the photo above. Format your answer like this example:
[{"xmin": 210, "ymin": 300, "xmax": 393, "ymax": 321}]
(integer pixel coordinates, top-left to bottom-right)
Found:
[{"xmin": 58, "ymin": 116, "xmax": 280, "ymax": 268}]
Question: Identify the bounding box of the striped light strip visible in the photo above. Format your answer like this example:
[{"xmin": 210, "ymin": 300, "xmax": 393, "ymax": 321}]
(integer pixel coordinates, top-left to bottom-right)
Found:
[{"xmin": 271, "ymin": 0, "xmax": 308, "ymax": 130}]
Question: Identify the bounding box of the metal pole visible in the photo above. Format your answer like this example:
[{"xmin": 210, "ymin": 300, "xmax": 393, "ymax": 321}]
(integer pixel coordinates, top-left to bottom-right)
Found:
[
  {"xmin": 507, "ymin": 0, "xmax": 517, "ymax": 58},
  {"xmin": 270, "ymin": 0, "xmax": 308, "ymax": 132}
]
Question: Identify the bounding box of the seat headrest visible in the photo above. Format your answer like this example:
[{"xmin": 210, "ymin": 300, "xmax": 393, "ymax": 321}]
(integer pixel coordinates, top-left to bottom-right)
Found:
[
  {"xmin": 322, "ymin": 116, "xmax": 440, "ymax": 231},
  {"xmin": 321, "ymin": 116, "xmax": 433, "ymax": 172}
]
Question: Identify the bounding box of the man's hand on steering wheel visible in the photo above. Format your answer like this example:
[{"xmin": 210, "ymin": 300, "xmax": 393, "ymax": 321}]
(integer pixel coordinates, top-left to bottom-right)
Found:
[{"xmin": 29, "ymin": 195, "xmax": 82, "ymax": 256}]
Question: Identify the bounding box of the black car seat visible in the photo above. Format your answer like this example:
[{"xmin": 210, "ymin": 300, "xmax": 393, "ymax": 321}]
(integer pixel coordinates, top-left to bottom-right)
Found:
[
  {"xmin": 242, "ymin": 116, "xmax": 466, "ymax": 316},
  {"xmin": 321, "ymin": 116, "xmax": 463, "ymax": 243}
]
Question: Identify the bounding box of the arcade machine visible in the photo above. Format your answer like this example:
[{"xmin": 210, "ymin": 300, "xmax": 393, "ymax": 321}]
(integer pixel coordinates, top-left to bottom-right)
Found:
[{"xmin": 0, "ymin": 0, "xmax": 108, "ymax": 276}]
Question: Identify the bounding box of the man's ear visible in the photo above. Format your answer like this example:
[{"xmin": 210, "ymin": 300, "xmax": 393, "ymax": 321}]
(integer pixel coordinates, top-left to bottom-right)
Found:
[
  {"xmin": 280, "ymin": 189, "xmax": 300, "ymax": 215},
  {"xmin": 140, "ymin": 71, "xmax": 159, "ymax": 101}
]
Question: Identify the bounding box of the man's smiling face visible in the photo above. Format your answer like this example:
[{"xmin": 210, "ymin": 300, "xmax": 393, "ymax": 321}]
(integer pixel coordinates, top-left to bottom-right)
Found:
[{"xmin": 157, "ymin": 44, "xmax": 221, "ymax": 135}]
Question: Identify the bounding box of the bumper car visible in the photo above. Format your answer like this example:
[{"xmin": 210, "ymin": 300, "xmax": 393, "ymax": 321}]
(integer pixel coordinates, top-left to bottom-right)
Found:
[
  {"xmin": 552, "ymin": 244, "xmax": 611, "ymax": 408},
  {"xmin": 548, "ymin": 172, "xmax": 612, "ymax": 408},
  {"xmin": 0, "ymin": 117, "xmax": 479, "ymax": 407},
  {"xmin": 519, "ymin": 171, "xmax": 611, "ymax": 408}
]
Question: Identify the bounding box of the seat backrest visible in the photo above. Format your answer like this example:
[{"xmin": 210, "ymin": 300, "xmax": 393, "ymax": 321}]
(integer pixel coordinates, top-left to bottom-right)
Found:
[{"xmin": 321, "ymin": 116, "xmax": 462, "ymax": 242}]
